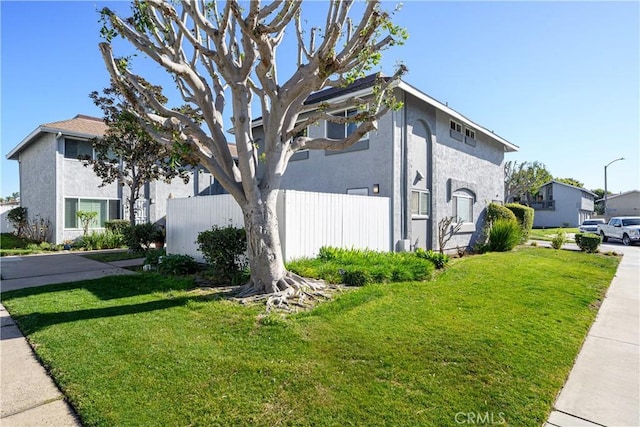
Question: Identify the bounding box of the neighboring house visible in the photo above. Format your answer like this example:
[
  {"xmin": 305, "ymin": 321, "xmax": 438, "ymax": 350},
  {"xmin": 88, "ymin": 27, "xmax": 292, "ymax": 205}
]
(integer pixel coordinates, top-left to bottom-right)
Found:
[
  {"xmin": 604, "ymin": 190, "xmax": 640, "ymax": 218},
  {"xmin": 251, "ymin": 75, "xmax": 519, "ymax": 251},
  {"xmin": 6, "ymin": 114, "xmax": 219, "ymax": 244},
  {"xmin": 529, "ymin": 180, "xmax": 596, "ymax": 228},
  {"xmin": 0, "ymin": 201, "xmax": 20, "ymax": 234}
]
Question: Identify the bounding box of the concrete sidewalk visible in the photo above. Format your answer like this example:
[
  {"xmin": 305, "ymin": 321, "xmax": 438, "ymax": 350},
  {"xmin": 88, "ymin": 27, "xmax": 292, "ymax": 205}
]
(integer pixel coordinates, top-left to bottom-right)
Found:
[
  {"xmin": 546, "ymin": 243, "xmax": 640, "ymax": 427},
  {"xmin": 1, "ymin": 252, "xmax": 143, "ymax": 426}
]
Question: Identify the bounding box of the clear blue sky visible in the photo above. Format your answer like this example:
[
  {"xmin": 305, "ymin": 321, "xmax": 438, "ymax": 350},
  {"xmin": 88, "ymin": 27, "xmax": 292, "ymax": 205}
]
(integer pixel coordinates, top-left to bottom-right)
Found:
[{"xmin": 2, "ymin": 1, "xmax": 638, "ymax": 198}]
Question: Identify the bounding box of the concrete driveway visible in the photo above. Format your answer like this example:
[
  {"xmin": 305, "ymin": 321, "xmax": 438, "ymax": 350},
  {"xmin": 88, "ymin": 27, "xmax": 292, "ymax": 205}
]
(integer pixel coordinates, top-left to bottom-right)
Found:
[{"xmin": 1, "ymin": 252, "xmax": 136, "ymax": 292}]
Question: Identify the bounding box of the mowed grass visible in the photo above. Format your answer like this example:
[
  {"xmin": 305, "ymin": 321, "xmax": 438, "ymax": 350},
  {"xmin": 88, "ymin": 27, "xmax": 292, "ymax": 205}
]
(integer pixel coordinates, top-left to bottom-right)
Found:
[
  {"xmin": 529, "ymin": 228, "xmax": 579, "ymax": 242},
  {"xmin": 1, "ymin": 247, "xmax": 619, "ymax": 426},
  {"xmin": 81, "ymin": 251, "xmax": 146, "ymax": 263}
]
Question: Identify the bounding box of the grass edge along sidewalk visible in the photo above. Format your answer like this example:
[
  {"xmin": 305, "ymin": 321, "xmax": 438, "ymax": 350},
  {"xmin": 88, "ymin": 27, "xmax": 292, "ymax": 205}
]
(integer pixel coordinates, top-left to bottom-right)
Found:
[{"xmin": 1, "ymin": 247, "xmax": 620, "ymax": 426}]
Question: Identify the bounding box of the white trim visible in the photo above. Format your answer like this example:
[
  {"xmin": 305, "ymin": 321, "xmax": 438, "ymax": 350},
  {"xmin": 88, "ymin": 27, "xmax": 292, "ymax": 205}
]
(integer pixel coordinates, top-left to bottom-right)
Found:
[
  {"xmin": 395, "ymin": 81, "xmax": 519, "ymax": 152},
  {"xmin": 7, "ymin": 127, "xmax": 103, "ymax": 160}
]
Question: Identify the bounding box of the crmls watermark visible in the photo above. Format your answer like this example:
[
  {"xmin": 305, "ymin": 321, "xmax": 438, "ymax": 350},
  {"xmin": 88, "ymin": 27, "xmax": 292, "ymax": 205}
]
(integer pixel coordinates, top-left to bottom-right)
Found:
[{"xmin": 454, "ymin": 412, "xmax": 507, "ymax": 425}]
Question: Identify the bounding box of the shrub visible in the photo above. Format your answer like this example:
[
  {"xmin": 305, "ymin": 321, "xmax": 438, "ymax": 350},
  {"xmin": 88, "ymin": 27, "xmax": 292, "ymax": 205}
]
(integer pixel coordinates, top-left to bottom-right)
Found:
[
  {"xmin": 486, "ymin": 203, "xmax": 517, "ymax": 224},
  {"xmin": 551, "ymin": 230, "xmax": 567, "ymax": 249},
  {"xmin": 575, "ymin": 233, "xmax": 601, "ymax": 253},
  {"xmin": 288, "ymin": 247, "xmax": 435, "ymax": 285},
  {"xmin": 415, "ymin": 247, "xmax": 450, "ymax": 269},
  {"xmin": 505, "ymin": 203, "xmax": 534, "ymax": 242},
  {"xmin": 196, "ymin": 225, "xmax": 247, "ymax": 283},
  {"xmin": 7, "ymin": 207, "xmax": 27, "ymax": 236},
  {"xmin": 124, "ymin": 223, "xmax": 161, "ymax": 252},
  {"xmin": 76, "ymin": 211, "xmax": 98, "ymax": 236},
  {"xmin": 488, "ymin": 219, "xmax": 522, "ymax": 252},
  {"xmin": 105, "ymin": 220, "xmax": 130, "ymax": 235},
  {"xmin": 144, "ymin": 248, "xmax": 166, "ymax": 266},
  {"xmin": 341, "ymin": 267, "xmax": 372, "ymax": 286},
  {"xmin": 80, "ymin": 230, "xmax": 126, "ymax": 250},
  {"xmin": 157, "ymin": 254, "xmax": 198, "ymax": 276}
]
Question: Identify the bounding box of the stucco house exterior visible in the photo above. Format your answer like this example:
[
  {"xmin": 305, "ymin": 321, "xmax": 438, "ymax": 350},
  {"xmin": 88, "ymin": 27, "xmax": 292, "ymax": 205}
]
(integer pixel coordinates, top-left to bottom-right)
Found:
[
  {"xmin": 530, "ymin": 180, "xmax": 596, "ymax": 228},
  {"xmin": 251, "ymin": 75, "xmax": 519, "ymax": 251},
  {"xmin": 604, "ymin": 190, "xmax": 640, "ymax": 219},
  {"xmin": 6, "ymin": 114, "xmax": 218, "ymax": 244}
]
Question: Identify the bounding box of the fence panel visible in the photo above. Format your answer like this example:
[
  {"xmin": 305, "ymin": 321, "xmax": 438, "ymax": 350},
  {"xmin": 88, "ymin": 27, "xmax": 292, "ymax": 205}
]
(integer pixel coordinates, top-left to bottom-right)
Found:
[
  {"xmin": 166, "ymin": 195, "xmax": 243, "ymax": 262},
  {"xmin": 167, "ymin": 191, "xmax": 390, "ymax": 262}
]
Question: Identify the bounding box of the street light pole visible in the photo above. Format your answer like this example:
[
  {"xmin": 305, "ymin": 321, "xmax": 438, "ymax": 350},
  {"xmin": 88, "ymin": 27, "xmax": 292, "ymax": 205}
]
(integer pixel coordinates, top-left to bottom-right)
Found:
[{"xmin": 604, "ymin": 157, "xmax": 625, "ymax": 218}]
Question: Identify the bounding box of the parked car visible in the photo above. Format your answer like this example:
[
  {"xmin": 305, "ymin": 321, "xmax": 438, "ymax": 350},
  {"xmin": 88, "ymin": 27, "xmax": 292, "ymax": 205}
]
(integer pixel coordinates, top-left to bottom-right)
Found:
[
  {"xmin": 598, "ymin": 216, "xmax": 640, "ymax": 246},
  {"xmin": 579, "ymin": 218, "xmax": 606, "ymax": 233}
]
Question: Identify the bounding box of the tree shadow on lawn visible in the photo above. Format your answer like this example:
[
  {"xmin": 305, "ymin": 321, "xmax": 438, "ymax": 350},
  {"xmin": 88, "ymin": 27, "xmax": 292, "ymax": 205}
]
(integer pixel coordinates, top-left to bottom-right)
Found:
[
  {"xmin": 1, "ymin": 273, "xmax": 199, "ymax": 301},
  {"xmin": 2, "ymin": 275, "xmax": 239, "ymax": 335}
]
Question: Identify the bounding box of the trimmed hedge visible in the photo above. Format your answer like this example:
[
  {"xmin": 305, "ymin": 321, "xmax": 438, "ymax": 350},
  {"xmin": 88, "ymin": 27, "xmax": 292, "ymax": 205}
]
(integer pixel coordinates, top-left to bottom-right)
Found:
[
  {"xmin": 486, "ymin": 203, "xmax": 517, "ymax": 224},
  {"xmin": 575, "ymin": 233, "xmax": 602, "ymax": 253},
  {"xmin": 505, "ymin": 203, "xmax": 535, "ymax": 242}
]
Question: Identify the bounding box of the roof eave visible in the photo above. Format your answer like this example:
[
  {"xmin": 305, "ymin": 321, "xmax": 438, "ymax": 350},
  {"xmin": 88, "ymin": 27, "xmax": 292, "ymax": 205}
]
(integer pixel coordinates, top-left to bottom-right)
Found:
[
  {"xmin": 396, "ymin": 81, "xmax": 519, "ymax": 153},
  {"xmin": 6, "ymin": 127, "xmax": 103, "ymax": 161}
]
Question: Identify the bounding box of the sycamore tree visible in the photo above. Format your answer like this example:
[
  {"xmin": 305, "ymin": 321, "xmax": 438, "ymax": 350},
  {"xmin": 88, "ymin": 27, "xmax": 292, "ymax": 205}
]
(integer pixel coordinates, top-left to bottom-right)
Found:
[
  {"xmin": 504, "ymin": 161, "xmax": 553, "ymax": 202},
  {"xmin": 86, "ymin": 83, "xmax": 194, "ymax": 225},
  {"xmin": 98, "ymin": 0, "xmax": 407, "ymax": 301}
]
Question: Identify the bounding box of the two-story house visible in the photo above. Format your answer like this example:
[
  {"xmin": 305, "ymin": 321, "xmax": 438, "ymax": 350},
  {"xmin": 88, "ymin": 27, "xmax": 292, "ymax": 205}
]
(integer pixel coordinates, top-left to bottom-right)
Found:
[
  {"xmin": 251, "ymin": 75, "xmax": 519, "ymax": 251},
  {"xmin": 530, "ymin": 180, "xmax": 596, "ymax": 228},
  {"xmin": 6, "ymin": 114, "xmax": 219, "ymax": 244}
]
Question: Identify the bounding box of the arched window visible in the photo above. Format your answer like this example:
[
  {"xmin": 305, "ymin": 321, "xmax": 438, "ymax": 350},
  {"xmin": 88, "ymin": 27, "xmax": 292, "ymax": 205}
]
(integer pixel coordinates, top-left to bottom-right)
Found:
[{"xmin": 453, "ymin": 189, "xmax": 475, "ymax": 224}]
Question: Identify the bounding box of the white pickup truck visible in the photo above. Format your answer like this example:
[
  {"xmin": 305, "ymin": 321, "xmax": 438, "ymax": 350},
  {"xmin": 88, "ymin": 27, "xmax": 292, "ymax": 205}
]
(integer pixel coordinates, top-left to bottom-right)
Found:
[{"xmin": 598, "ymin": 216, "xmax": 640, "ymax": 246}]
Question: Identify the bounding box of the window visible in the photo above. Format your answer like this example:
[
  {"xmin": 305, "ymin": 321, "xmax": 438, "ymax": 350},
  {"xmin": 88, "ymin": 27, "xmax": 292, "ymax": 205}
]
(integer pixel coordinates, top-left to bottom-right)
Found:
[
  {"xmin": 327, "ymin": 109, "xmax": 365, "ymax": 140},
  {"xmin": 464, "ymin": 127, "xmax": 477, "ymax": 146},
  {"xmin": 411, "ymin": 190, "xmax": 430, "ymax": 216},
  {"xmin": 450, "ymin": 120, "xmax": 463, "ymax": 141},
  {"xmin": 64, "ymin": 198, "xmax": 121, "ymax": 228},
  {"xmin": 453, "ymin": 190, "xmax": 474, "ymax": 223},
  {"xmin": 465, "ymin": 128, "xmax": 475, "ymax": 139},
  {"xmin": 64, "ymin": 138, "xmax": 93, "ymax": 159}
]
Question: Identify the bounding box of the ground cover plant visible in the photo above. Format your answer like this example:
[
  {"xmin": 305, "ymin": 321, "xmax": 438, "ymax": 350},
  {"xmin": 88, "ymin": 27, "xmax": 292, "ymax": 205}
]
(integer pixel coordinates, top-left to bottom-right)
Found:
[
  {"xmin": 287, "ymin": 246, "xmax": 435, "ymax": 286},
  {"xmin": 0, "ymin": 233, "xmax": 60, "ymax": 256},
  {"xmin": 1, "ymin": 247, "xmax": 619, "ymax": 426}
]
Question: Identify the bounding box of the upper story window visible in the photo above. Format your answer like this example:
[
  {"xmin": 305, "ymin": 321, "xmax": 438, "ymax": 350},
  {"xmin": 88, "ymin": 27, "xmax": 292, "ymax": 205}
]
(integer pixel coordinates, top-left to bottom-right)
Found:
[
  {"xmin": 327, "ymin": 109, "xmax": 366, "ymax": 140},
  {"xmin": 64, "ymin": 138, "xmax": 93, "ymax": 159},
  {"xmin": 464, "ymin": 127, "xmax": 477, "ymax": 147},
  {"xmin": 450, "ymin": 120, "xmax": 463, "ymax": 142}
]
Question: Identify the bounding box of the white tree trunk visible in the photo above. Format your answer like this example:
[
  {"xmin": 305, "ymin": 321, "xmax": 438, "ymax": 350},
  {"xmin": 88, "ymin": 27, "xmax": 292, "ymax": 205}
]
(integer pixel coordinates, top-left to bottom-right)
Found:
[{"xmin": 239, "ymin": 191, "xmax": 288, "ymax": 295}]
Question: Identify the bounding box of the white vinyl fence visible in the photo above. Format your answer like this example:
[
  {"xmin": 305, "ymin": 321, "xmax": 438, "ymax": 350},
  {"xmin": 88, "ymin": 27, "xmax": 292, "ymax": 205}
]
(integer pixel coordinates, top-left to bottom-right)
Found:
[{"xmin": 167, "ymin": 190, "xmax": 390, "ymax": 262}]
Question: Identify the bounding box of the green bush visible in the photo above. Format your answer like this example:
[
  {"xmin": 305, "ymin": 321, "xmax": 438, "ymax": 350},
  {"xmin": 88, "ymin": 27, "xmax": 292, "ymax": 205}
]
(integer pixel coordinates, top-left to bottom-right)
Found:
[
  {"xmin": 575, "ymin": 233, "xmax": 601, "ymax": 253},
  {"xmin": 505, "ymin": 203, "xmax": 535, "ymax": 242},
  {"xmin": 287, "ymin": 247, "xmax": 435, "ymax": 285},
  {"xmin": 551, "ymin": 230, "xmax": 567, "ymax": 250},
  {"xmin": 7, "ymin": 207, "xmax": 28, "ymax": 237},
  {"xmin": 80, "ymin": 230, "xmax": 126, "ymax": 250},
  {"xmin": 415, "ymin": 248, "xmax": 450, "ymax": 269},
  {"xmin": 144, "ymin": 248, "xmax": 166, "ymax": 266},
  {"xmin": 157, "ymin": 254, "xmax": 198, "ymax": 276},
  {"xmin": 488, "ymin": 219, "xmax": 522, "ymax": 252},
  {"xmin": 105, "ymin": 220, "xmax": 130, "ymax": 235},
  {"xmin": 486, "ymin": 203, "xmax": 517, "ymax": 224},
  {"xmin": 196, "ymin": 225, "xmax": 247, "ymax": 283},
  {"xmin": 124, "ymin": 223, "xmax": 161, "ymax": 252},
  {"xmin": 341, "ymin": 267, "xmax": 372, "ymax": 286}
]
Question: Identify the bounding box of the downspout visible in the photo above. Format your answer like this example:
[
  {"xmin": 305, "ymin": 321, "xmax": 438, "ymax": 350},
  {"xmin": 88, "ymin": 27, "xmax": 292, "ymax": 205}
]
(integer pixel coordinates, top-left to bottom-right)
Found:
[{"xmin": 402, "ymin": 91, "xmax": 411, "ymax": 243}]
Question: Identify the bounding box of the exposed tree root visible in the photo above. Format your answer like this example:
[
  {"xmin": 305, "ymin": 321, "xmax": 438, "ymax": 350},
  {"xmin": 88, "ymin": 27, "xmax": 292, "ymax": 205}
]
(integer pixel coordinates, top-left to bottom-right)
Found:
[{"xmin": 235, "ymin": 272, "xmax": 339, "ymax": 312}]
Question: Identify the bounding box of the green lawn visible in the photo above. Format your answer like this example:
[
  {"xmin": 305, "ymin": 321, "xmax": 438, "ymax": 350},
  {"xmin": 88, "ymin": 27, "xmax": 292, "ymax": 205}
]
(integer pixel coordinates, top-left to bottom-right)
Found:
[
  {"xmin": 81, "ymin": 251, "xmax": 146, "ymax": 263},
  {"xmin": 529, "ymin": 227, "xmax": 579, "ymax": 242},
  {"xmin": 0, "ymin": 233, "xmax": 40, "ymax": 256},
  {"xmin": 1, "ymin": 247, "xmax": 619, "ymax": 426}
]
